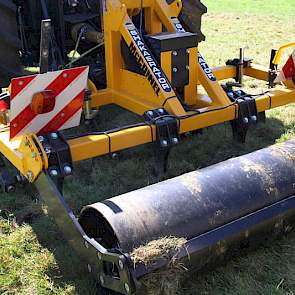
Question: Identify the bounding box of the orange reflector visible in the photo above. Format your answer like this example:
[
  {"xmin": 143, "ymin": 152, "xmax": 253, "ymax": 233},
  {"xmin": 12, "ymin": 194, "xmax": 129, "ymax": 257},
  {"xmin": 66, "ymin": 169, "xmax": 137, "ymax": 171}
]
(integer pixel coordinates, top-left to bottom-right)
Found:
[
  {"xmin": 0, "ymin": 100, "xmax": 8, "ymax": 112},
  {"xmin": 31, "ymin": 90, "xmax": 56, "ymax": 115}
]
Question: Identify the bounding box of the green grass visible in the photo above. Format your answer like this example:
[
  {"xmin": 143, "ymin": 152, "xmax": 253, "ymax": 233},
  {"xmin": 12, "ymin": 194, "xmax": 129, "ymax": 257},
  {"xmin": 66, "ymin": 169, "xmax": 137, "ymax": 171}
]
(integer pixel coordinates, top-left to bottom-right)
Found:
[
  {"xmin": 1, "ymin": 1, "xmax": 295, "ymax": 294},
  {"xmin": 205, "ymin": 0, "xmax": 295, "ymax": 15}
]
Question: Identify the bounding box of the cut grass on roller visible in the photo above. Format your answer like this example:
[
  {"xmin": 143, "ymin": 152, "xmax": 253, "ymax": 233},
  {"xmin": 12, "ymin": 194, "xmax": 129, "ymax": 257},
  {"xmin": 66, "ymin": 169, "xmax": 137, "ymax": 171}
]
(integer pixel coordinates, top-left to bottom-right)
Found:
[{"xmin": 1, "ymin": 1, "xmax": 295, "ymax": 294}]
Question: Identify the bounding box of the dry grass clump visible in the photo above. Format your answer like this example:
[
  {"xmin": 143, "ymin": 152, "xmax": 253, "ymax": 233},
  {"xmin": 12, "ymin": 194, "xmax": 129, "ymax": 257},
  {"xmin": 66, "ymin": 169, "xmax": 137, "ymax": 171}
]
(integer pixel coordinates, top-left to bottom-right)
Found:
[{"xmin": 131, "ymin": 237, "xmax": 188, "ymax": 295}]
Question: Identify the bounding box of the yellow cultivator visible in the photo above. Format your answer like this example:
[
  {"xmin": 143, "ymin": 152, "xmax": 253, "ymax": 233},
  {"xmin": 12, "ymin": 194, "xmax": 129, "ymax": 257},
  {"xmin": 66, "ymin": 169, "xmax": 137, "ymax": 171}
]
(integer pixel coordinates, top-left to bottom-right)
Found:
[{"xmin": 1, "ymin": 1, "xmax": 295, "ymax": 294}]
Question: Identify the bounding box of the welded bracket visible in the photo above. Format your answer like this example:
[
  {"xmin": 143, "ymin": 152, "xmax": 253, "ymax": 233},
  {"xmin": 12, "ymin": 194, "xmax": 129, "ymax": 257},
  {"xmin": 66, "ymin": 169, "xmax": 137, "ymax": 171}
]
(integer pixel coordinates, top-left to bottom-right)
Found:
[
  {"xmin": 144, "ymin": 108, "xmax": 179, "ymax": 174},
  {"xmin": 222, "ymin": 89, "xmax": 259, "ymax": 143},
  {"xmin": 34, "ymin": 172, "xmax": 137, "ymax": 295},
  {"xmin": 144, "ymin": 108, "xmax": 179, "ymax": 148},
  {"xmin": 39, "ymin": 132, "xmax": 73, "ymax": 180}
]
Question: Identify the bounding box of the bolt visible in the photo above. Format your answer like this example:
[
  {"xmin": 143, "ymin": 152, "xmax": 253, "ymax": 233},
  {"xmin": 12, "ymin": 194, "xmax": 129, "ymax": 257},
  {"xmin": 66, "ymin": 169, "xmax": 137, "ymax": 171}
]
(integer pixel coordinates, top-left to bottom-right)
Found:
[
  {"xmin": 31, "ymin": 152, "xmax": 36, "ymax": 159},
  {"xmin": 243, "ymin": 117, "xmax": 249, "ymax": 125},
  {"xmin": 6, "ymin": 185, "xmax": 15, "ymax": 194},
  {"xmin": 161, "ymin": 140, "xmax": 168, "ymax": 147},
  {"xmin": 172, "ymin": 137, "xmax": 179, "ymax": 144},
  {"xmin": 51, "ymin": 133, "xmax": 58, "ymax": 140},
  {"xmin": 18, "ymin": 80, "xmax": 24, "ymax": 86},
  {"xmin": 173, "ymin": 67, "xmax": 178, "ymax": 73},
  {"xmin": 227, "ymin": 92, "xmax": 234, "ymax": 99},
  {"xmin": 38, "ymin": 135, "xmax": 44, "ymax": 142},
  {"xmin": 42, "ymin": 50, "xmax": 49, "ymax": 57},
  {"xmin": 172, "ymin": 51, "xmax": 178, "ymax": 56},
  {"xmin": 186, "ymin": 65, "xmax": 190, "ymax": 70},
  {"xmin": 63, "ymin": 73, "xmax": 68, "ymax": 78},
  {"xmin": 63, "ymin": 165, "xmax": 72, "ymax": 175},
  {"xmin": 50, "ymin": 169, "xmax": 58, "ymax": 177},
  {"xmin": 118, "ymin": 259, "xmax": 124, "ymax": 270},
  {"xmin": 186, "ymin": 49, "xmax": 190, "ymax": 54},
  {"xmin": 44, "ymin": 22, "xmax": 50, "ymax": 28},
  {"xmin": 111, "ymin": 153, "xmax": 118, "ymax": 160},
  {"xmin": 87, "ymin": 264, "xmax": 92, "ymax": 273},
  {"xmin": 84, "ymin": 241, "xmax": 89, "ymax": 248},
  {"xmin": 60, "ymin": 112, "xmax": 65, "ymax": 118},
  {"xmin": 13, "ymin": 123, "xmax": 17, "ymax": 128},
  {"xmin": 251, "ymin": 115, "xmax": 257, "ymax": 123},
  {"xmin": 26, "ymin": 171, "xmax": 34, "ymax": 181},
  {"xmin": 100, "ymin": 275, "xmax": 105, "ymax": 285},
  {"xmin": 124, "ymin": 283, "xmax": 130, "ymax": 293}
]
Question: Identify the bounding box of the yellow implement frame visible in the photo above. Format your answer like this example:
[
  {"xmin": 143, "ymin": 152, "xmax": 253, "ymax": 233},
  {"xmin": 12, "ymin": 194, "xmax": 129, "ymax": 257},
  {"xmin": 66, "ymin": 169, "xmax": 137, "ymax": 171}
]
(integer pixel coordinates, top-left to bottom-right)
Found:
[{"xmin": 0, "ymin": 0, "xmax": 295, "ymax": 182}]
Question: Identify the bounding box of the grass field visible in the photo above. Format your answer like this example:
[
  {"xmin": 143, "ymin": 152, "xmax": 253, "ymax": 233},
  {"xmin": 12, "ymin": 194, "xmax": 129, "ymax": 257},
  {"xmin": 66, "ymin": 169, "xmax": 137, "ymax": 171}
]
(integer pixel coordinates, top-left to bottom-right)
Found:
[{"xmin": 1, "ymin": 1, "xmax": 295, "ymax": 294}]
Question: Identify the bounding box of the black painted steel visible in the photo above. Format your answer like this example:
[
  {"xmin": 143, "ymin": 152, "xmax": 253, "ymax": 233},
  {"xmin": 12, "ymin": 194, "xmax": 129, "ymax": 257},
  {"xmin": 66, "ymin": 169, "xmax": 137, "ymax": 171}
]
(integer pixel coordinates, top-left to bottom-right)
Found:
[{"xmin": 79, "ymin": 140, "xmax": 295, "ymax": 259}]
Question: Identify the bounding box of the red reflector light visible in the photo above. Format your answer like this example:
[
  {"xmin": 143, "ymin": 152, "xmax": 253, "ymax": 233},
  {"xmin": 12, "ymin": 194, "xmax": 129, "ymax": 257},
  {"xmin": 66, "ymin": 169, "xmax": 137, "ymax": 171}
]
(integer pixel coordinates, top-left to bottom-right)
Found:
[
  {"xmin": 0, "ymin": 100, "xmax": 8, "ymax": 112},
  {"xmin": 31, "ymin": 90, "xmax": 56, "ymax": 114}
]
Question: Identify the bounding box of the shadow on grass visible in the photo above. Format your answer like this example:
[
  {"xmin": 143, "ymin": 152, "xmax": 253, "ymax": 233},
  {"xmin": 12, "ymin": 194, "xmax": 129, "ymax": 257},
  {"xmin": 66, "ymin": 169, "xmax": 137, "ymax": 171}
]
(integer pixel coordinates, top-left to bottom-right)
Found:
[{"xmin": 0, "ymin": 116, "xmax": 289, "ymax": 294}]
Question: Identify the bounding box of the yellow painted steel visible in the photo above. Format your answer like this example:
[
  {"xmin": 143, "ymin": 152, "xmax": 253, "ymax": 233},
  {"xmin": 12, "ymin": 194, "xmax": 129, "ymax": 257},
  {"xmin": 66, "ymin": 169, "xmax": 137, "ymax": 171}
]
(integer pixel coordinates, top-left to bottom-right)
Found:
[
  {"xmin": 161, "ymin": 51, "xmax": 172, "ymax": 82},
  {"xmin": 0, "ymin": 133, "xmax": 47, "ymax": 182},
  {"xmin": 1, "ymin": 0, "xmax": 295, "ymax": 182},
  {"xmin": 244, "ymin": 64, "xmax": 269, "ymax": 81},
  {"xmin": 273, "ymin": 41, "xmax": 295, "ymax": 65},
  {"xmin": 184, "ymin": 47, "xmax": 199, "ymax": 106}
]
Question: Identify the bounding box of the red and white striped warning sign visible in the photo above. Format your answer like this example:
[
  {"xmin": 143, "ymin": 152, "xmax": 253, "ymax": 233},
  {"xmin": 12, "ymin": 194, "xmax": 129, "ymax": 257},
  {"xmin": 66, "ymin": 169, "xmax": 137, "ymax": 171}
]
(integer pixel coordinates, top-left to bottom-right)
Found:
[
  {"xmin": 275, "ymin": 50, "xmax": 295, "ymax": 83},
  {"xmin": 10, "ymin": 66, "xmax": 89, "ymax": 139}
]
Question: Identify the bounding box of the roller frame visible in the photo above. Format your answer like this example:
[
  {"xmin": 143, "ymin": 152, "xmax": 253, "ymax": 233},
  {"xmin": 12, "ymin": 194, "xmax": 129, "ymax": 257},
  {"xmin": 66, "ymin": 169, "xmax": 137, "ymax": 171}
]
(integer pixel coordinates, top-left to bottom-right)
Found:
[{"xmin": 0, "ymin": 0, "xmax": 295, "ymax": 294}]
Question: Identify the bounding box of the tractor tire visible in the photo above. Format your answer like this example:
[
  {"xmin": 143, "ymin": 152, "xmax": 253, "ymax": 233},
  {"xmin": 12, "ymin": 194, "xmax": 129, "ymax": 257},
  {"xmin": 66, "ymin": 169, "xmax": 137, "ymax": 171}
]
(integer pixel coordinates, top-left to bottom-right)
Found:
[
  {"xmin": 0, "ymin": 0, "xmax": 23, "ymax": 88},
  {"xmin": 179, "ymin": 0, "xmax": 207, "ymax": 42}
]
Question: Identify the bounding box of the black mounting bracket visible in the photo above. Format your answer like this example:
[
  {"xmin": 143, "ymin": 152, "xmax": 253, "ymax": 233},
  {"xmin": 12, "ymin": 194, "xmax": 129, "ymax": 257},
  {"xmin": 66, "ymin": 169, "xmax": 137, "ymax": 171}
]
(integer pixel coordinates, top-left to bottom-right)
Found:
[
  {"xmin": 222, "ymin": 87, "xmax": 260, "ymax": 143},
  {"xmin": 39, "ymin": 132, "xmax": 73, "ymax": 189},
  {"xmin": 144, "ymin": 108, "xmax": 180, "ymax": 149},
  {"xmin": 231, "ymin": 97, "xmax": 258, "ymax": 143},
  {"xmin": 144, "ymin": 108, "xmax": 180, "ymax": 174}
]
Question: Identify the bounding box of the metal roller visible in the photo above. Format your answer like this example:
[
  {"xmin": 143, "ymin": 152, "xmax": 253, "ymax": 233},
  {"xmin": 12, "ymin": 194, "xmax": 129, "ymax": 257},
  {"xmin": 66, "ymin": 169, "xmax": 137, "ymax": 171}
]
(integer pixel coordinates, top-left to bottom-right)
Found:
[{"xmin": 79, "ymin": 141, "xmax": 295, "ymax": 261}]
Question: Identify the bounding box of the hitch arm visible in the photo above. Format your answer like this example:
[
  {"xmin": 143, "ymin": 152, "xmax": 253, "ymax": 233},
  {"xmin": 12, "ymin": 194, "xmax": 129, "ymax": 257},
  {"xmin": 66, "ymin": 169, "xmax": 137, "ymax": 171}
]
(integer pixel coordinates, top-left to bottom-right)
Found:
[{"xmin": 34, "ymin": 172, "xmax": 136, "ymax": 295}]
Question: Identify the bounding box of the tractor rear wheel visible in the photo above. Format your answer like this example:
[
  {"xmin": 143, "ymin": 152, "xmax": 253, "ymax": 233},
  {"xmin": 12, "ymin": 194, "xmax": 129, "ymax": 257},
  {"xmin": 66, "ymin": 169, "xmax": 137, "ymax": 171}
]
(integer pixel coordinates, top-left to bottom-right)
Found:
[
  {"xmin": 0, "ymin": 0, "xmax": 23, "ymax": 88},
  {"xmin": 180, "ymin": 0, "xmax": 207, "ymax": 42}
]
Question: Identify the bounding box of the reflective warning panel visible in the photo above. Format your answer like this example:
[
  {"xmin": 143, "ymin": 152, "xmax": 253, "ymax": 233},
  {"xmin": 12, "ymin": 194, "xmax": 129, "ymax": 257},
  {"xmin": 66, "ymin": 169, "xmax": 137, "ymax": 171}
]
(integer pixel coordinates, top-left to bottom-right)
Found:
[{"xmin": 10, "ymin": 66, "xmax": 89, "ymax": 139}]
